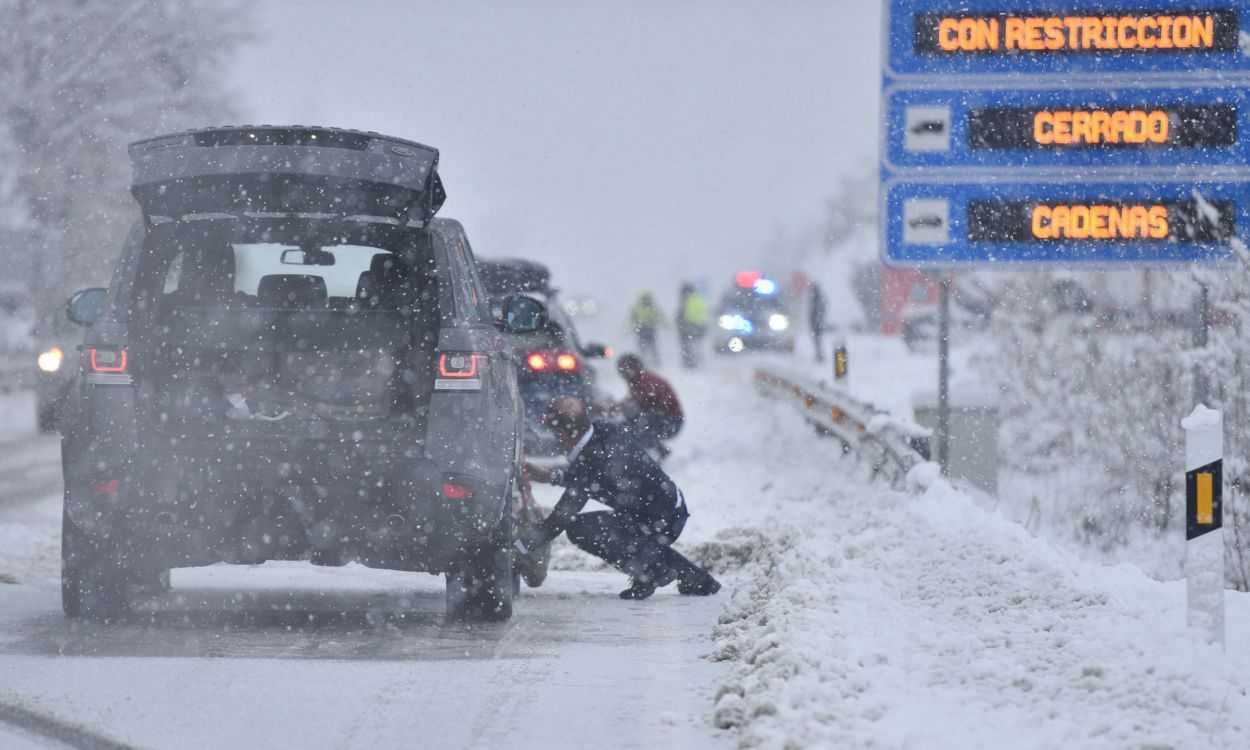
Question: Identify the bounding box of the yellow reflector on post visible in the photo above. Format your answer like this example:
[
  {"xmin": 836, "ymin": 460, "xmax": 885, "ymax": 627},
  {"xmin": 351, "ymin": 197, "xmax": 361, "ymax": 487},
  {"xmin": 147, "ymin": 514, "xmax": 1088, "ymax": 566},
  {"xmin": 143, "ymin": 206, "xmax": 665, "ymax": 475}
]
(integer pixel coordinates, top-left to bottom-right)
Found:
[{"xmin": 1197, "ymin": 472, "xmax": 1214, "ymax": 525}]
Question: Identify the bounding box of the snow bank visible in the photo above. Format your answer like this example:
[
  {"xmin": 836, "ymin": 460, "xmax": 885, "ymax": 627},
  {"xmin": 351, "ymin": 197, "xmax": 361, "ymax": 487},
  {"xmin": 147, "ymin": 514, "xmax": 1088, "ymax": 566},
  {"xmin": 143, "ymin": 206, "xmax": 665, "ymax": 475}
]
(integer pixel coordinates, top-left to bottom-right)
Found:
[
  {"xmin": 0, "ymin": 494, "xmax": 60, "ymax": 586},
  {"xmin": 704, "ymin": 376, "xmax": 1250, "ymax": 749}
]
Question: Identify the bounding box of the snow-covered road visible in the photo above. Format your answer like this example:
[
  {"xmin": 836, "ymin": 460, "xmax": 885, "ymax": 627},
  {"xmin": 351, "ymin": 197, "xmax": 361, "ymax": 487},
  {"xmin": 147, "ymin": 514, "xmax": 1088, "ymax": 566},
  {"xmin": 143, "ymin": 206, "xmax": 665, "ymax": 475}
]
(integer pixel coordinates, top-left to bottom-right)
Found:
[
  {"xmin": 0, "ymin": 567, "xmax": 725, "ymax": 749},
  {"xmin": 1, "ymin": 355, "xmax": 1248, "ymax": 749},
  {"xmin": 0, "ymin": 390, "xmax": 736, "ymax": 750}
]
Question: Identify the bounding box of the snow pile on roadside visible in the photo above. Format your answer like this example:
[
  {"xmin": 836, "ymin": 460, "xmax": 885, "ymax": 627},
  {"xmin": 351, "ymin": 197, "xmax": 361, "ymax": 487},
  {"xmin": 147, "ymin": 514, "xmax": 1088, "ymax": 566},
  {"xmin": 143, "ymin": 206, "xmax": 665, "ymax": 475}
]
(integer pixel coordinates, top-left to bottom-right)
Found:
[
  {"xmin": 689, "ymin": 527, "xmax": 777, "ymax": 574},
  {"xmin": 709, "ymin": 452, "xmax": 1250, "ymax": 748},
  {"xmin": 708, "ymin": 524, "xmax": 844, "ymax": 737},
  {"xmin": 0, "ymin": 496, "xmax": 60, "ymax": 587}
]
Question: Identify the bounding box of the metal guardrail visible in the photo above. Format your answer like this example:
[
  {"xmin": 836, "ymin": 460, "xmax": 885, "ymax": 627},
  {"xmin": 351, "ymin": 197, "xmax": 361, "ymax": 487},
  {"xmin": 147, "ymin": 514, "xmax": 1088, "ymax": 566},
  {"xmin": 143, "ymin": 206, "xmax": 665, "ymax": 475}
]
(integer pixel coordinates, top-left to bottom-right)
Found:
[{"xmin": 754, "ymin": 367, "xmax": 932, "ymax": 486}]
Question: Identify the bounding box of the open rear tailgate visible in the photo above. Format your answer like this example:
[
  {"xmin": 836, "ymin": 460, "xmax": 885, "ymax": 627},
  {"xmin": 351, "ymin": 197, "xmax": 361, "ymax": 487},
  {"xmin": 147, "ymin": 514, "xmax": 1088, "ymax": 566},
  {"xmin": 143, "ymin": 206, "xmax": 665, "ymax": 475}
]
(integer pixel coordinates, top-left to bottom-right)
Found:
[{"xmin": 130, "ymin": 126, "xmax": 445, "ymax": 225}]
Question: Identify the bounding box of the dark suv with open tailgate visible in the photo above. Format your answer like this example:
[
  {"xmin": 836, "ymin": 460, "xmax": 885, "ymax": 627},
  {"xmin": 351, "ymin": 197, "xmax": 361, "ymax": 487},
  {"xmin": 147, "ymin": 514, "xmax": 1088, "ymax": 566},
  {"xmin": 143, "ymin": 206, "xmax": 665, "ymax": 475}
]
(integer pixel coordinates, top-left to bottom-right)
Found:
[{"xmin": 59, "ymin": 126, "xmax": 544, "ymax": 622}]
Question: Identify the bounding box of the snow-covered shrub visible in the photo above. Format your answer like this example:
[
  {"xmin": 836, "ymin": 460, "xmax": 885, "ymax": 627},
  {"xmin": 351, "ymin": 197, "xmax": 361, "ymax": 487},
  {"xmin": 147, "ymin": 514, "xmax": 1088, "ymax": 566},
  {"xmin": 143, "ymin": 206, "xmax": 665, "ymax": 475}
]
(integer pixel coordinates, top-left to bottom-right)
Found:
[
  {"xmin": 994, "ymin": 273, "xmax": 1192, "ymax": 564},
  {"xmin": 1196, "ymin": 242, "xmax": 1250, "ymax": 590}
]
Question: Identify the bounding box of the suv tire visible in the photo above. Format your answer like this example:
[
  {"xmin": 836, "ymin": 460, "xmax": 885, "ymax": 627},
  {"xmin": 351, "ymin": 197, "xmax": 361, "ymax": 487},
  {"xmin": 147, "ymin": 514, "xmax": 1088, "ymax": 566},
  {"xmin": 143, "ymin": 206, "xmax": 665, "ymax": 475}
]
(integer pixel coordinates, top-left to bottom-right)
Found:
[
  {"xmin": 445, "ymin": 502, "xmax": 514, "ymax": 623},
  {"xmin": 61, "ymin": 508, "xmax": 131, "ymax": 622}
]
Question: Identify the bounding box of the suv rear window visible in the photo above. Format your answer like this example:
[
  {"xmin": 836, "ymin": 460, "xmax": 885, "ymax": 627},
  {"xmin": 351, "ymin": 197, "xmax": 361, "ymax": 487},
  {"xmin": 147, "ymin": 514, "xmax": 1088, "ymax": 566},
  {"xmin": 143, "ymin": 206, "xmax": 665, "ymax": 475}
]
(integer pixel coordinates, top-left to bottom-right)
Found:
[
  {"xmin": 141, "ymin": 220, "xmax": 437, "ymax": 314},
  {"xmin": 164, "ymin": 243, "xmax": 402, "ymax": 308}
]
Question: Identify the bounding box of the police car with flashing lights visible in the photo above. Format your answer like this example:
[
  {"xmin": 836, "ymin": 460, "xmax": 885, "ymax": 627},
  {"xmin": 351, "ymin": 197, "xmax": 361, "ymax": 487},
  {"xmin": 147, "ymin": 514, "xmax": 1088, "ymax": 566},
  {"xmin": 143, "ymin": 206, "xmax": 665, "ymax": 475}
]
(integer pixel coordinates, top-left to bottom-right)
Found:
[{"xmin": 713, "ymin": 272, "xmax": 795, "ymax": 354}]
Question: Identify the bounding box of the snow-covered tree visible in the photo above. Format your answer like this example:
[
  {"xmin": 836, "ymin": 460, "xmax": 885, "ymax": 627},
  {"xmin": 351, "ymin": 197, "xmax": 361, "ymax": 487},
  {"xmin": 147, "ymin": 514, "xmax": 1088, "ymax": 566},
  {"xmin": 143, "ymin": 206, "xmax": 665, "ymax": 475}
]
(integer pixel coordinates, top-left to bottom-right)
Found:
[
  {"xmin": 1194, "ymin": 243, "xmax": 1250, "ymax": 590},
  {"xmin": 0, "ymin": 0, "xmax": 250, "ymax": 297},
  {"xmin": 995, "ymin": 255, "xmax": 1250, "ymax": 590},
  {"xmin": 994, "ymin": 272, "xmax": 1192, "ymax": 560}
]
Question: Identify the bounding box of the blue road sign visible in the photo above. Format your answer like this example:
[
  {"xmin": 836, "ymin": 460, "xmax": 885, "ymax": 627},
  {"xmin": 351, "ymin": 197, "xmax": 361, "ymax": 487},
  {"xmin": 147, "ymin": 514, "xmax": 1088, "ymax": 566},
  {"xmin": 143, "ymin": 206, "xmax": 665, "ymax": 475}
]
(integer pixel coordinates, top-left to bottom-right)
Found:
[
  {"xmin": 880, "ymin": 0, "xmax": 1250, "ymax": 267},
  {"xmin": 885, "ymin": 0, "xmax": 1250, "ymax": 79},
  {"xmin": 881, "ymin": 177, "xmax": 1246, "ymax": 267},
  {"xmin": 883, "ymin": 83, "xmax": 1250, "ymax": 172}
]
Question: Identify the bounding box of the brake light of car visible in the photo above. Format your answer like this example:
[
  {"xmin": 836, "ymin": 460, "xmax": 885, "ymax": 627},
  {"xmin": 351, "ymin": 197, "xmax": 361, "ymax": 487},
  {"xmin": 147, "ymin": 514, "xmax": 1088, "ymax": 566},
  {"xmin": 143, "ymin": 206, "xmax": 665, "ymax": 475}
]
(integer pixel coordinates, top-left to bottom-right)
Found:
[
  {"xmin": 442, "ymin": 482, "xmax": 474, "ymax": 500},
  {"xmin": 37, "ymin": 347, "xmax": 64, "ymax": 373},
  {"xmin": 525, "ymin": 350, "xmax": 580, "ymax": 373},
  {"xmin": 438, "ymin": 353, "xmax": 483, "ymax": 378},
  {"xmin": 91, "ymin": 479, "xmax": 121, "ymax": 494},
  {"xmin": 89, "ymin": 347, "xmax": 127, "ymax": 373}
]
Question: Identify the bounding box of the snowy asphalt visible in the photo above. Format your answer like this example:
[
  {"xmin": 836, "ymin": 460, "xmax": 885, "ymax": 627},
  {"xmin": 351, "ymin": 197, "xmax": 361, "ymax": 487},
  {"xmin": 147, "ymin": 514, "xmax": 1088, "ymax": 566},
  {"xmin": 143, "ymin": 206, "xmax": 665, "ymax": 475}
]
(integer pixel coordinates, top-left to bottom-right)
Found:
[
  {"xmin": 0, "ymin": 403, "xmax": 729, "ymax": 749},
  {"xmin": 1, "ymin": 353, "xmax": 1248, "ymax": 749},
  {"xmin": 0, "ymin": 567, "xmax": 726, "ymax": 749}
]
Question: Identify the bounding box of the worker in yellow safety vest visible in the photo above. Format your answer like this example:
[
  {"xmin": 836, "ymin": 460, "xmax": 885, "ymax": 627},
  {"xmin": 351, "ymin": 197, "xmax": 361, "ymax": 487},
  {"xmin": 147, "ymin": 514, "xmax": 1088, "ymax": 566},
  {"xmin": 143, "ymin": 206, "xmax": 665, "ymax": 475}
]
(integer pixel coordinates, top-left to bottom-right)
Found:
[
  {"xmin": 629, "ymin": 291, "xmax": 664, "ymax": 366},
  {"xmin": 676, "ymin": 282, "xmax": 710, "ymax": 369}
]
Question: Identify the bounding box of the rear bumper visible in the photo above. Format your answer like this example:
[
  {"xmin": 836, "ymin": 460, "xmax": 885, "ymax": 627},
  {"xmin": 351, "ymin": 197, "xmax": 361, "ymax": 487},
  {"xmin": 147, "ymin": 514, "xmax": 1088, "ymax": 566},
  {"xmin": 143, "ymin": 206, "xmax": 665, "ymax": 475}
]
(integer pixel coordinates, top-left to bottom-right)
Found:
[{"xmin": 67, "ymin": 441, "xmax": 509, "ymax": 573}]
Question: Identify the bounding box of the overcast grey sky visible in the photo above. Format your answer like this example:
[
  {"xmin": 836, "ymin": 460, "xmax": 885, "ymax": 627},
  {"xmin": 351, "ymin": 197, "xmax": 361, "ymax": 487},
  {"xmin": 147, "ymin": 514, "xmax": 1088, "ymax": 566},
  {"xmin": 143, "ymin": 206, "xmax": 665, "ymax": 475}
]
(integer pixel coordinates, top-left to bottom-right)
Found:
[{"xmin": 229, "ymin": 1, "xmax": 880, "ymax": 328}]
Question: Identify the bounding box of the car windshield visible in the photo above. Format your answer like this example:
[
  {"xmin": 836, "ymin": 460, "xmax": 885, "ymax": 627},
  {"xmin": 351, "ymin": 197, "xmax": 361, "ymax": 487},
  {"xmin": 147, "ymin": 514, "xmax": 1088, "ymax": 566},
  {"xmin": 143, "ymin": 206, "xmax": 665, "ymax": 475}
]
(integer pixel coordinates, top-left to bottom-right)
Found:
[
  {"xmin": 719, "ymin": 287, "xmax": 785, "ymax": 316},
  {"xmin": 163, "ymin": 243, "xmax": 390, "ymax": 299},
  {"xmin": 235, "ymin": 244, "xmax": 383, "ymax": 297}
]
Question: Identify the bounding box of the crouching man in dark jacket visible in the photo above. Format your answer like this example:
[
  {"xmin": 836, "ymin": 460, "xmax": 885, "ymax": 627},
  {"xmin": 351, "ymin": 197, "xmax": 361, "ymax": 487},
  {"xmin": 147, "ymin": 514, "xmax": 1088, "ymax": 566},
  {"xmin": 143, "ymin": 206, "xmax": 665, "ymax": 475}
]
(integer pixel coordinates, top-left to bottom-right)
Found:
[{"xmin": 518, "ymin": 396, "xmax": 720, "ymax": 600}]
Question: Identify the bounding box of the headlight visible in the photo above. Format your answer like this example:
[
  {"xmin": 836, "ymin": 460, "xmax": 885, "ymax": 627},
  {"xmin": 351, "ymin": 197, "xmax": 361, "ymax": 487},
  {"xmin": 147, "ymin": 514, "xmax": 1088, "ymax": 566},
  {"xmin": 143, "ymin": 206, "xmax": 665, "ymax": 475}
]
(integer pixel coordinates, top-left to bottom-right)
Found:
[
  {"xmin": 768, "ymin": 314, "xmax": 790, "ymax": 331},
  {"xmin": 37, "ymin": 347, "xmax": 64, "ymax": 373},
  {"xmin": 719, "ymin": 314, "xmax": 754, "ymax": 334},
  {"xmin": 727, "ymin": 337, "xmax": 745, "ymax": 353}
]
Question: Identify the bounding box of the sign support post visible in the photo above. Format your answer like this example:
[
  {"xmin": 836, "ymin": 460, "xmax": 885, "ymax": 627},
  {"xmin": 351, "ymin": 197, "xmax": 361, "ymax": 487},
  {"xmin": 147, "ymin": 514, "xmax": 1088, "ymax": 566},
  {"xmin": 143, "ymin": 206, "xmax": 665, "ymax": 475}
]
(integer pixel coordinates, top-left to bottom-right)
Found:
[
  {"xmin": 936, "ymin": 272, "xmax": 951, "ymax": 475},
  {"xmin": 1193, "ymin": 283, "xmax": 1210, "ymax": 405},
  {"xmin": 1182, "ymin": 405, "xmax": 1224, "ymax": 647}
]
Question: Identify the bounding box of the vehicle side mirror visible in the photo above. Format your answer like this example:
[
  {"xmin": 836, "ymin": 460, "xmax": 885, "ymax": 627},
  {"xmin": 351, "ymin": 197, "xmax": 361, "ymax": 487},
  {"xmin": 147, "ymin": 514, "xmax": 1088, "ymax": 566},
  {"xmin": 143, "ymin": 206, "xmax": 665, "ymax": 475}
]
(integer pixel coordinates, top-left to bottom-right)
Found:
[
  {"xmin": 501, "ymin": 294, "xmax": 547, "ymax": 334},
  {"xmin": 66, "ymin": 288, "xmax": 108, "ymax": 327},
  {"xmin": 582, "ymin": 342, "xmax": 612, "ymax": 359}
]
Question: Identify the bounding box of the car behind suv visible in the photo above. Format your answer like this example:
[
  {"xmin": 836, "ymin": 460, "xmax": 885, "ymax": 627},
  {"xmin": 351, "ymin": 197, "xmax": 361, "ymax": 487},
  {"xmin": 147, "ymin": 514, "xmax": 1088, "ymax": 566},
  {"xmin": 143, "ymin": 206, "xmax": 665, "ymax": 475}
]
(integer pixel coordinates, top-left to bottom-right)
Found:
[
  {"xmin": 478, "ymin": 258, "xmax": 610, "ymax": 454},
  {"xmin": 60, "ymin": 126, "xmax": 544, "ymax": 622},
  {"xmin": 34, "ymin": 311, "xmax": 81, "ymax": 432}
]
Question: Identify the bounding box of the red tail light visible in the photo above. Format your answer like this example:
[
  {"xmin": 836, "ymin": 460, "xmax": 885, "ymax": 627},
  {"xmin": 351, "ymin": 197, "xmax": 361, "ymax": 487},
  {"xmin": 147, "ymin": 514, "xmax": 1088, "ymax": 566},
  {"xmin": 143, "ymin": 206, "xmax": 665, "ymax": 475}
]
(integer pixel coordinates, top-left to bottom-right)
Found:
[
  {"xmin": 442, "ymin": 482, "xmax": 474, "ymax": 500},
  {"xmin": 92, "ymin": 479, "xmax": 120, "ymax": 494},
  {"xmin": 524, "ymin": 350, "xmax": 580, "ymax": 373},
  {"xmin": 439, "ymin": 353, "xmax": 483, "ymax": 378},
  {"xmin": 89, "ymin": 347, "xmax": 127, "ymax": 373}
]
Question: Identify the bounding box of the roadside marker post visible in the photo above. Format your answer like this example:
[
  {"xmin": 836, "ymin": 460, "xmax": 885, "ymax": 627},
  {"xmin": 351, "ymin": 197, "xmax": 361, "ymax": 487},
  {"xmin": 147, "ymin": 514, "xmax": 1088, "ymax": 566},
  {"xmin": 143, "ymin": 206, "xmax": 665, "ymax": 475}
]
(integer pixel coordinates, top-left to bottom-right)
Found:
[
  {"xmin": 1181, "ymin": 405, "xmax": 1224, "ymax": 647},
  {"xmin": 833, "ymin": 340, "xmax": 848, "ymax": 382}
]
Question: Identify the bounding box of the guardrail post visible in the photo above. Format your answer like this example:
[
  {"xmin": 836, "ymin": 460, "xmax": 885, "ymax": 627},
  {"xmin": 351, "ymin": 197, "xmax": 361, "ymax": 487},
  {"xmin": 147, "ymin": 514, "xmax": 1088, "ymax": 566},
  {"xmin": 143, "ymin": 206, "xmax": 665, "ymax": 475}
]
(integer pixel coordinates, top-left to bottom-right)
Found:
[{"xmin": 1182, "ymin": 405, "xmax": 1224, "ymax": 647}]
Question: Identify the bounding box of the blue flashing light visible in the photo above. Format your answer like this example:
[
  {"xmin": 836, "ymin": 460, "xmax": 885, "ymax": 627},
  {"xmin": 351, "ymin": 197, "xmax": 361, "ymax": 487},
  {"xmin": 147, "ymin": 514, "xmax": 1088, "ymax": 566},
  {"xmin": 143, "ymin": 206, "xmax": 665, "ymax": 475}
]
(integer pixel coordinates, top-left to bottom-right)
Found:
[{"xmin": 753, "ymin": 278, "xmax": 777, "ymax": 295}]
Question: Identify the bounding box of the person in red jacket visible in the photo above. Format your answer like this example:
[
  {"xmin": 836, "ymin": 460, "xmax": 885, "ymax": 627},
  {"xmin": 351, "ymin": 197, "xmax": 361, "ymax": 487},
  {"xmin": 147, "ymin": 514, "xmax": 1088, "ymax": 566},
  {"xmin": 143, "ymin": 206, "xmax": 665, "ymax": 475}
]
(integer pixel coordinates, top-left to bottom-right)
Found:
[{"xmin": 605, "ymin": 353, "xmax": 684, "ymax": 459}]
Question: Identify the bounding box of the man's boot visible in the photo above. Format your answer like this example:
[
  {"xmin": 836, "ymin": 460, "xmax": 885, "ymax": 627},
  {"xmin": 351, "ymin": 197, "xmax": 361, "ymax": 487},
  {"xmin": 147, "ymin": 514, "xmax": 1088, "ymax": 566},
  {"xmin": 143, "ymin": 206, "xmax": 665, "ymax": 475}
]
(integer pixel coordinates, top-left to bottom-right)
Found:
[
  {"xmin": 676, "ymin": 560, "xmax": 721, "ymax": 596},
  {"xmin": 619, "ymin": 578, "xmax": 657, "ymax": 600}
]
